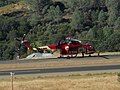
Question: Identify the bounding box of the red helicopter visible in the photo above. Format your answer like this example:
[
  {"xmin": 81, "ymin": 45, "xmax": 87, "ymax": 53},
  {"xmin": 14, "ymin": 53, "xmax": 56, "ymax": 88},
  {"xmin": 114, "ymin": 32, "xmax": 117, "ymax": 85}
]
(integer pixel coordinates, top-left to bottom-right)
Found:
[
  {"xmin": 48, "ymin": 36, "xmax": 96, "ymax": 58},
  {"xmin": 16, "ymin": 34, "xmax": 96, "ymax": 58}
]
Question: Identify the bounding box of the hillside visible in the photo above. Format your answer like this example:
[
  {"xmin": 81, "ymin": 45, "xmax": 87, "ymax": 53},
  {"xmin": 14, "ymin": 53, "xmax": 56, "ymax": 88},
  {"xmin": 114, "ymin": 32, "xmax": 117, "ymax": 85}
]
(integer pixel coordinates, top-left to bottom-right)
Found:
[
  {"xmin": 0, "ymin": 0, "xmax": 120, "ymax": 60},
  {"xmin": 0, "ymin": 0, "xmax": 63, "ymax": 15},
  {"xmin": 0, "ymin": 2, "xmax": 29, "ymax": 15}
]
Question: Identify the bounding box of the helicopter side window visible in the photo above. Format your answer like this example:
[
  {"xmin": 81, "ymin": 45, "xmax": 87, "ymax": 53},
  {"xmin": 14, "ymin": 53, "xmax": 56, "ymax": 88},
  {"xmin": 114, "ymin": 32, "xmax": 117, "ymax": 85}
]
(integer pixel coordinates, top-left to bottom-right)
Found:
[
  {"xmin": 71, "ymin": 41, "xmax": 79, "ymax": 44},
  {"xmin": 57, "ymin": 40, "xmax": 65, "ymax": 47},
  {"xmin": 65, "ymin": 39, "xmax": 71, "ymax": 44},
  {"xmin": 58, "ymin": 38, "xmax": 75, "ymax": 45}
]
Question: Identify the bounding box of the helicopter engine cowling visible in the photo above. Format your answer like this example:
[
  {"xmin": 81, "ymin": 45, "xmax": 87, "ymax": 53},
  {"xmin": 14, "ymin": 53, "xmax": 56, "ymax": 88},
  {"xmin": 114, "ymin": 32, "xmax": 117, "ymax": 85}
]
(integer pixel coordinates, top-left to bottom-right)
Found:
[{"xmin": 83, "ymin": 43, "xmax": 95, "ymax": 54}]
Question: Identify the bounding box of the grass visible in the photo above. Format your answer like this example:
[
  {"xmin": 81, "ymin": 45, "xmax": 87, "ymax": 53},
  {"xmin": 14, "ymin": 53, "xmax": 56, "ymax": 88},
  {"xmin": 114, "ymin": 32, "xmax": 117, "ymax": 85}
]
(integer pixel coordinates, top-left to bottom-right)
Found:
[{"xmin": 0, "ymin": 73, "xmax": 120, "ymax": 90}]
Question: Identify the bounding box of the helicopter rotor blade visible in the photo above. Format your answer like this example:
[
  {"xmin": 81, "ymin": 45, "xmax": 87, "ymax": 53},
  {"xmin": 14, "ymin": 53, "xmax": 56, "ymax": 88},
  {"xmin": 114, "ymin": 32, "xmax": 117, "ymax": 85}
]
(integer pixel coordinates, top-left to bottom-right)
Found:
[{"xmin": 22, "ymin": 34, "xmax": 26, "ymax": 41}]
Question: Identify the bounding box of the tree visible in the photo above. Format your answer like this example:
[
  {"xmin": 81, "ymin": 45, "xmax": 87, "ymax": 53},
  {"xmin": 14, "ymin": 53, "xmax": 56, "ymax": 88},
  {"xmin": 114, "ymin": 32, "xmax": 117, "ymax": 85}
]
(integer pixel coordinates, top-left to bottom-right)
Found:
[
  {"xmin": 0, "ymin": 0, "xmax": 5, "ymax": 7},
  {"xmin": 98, "ymin": 10, "xmax": 108, "ymax": 27},
  {"xmin": 102, "ymin": 26, "xmax": 114, "ymax": 39},
  {"xmin": 106, "ymin": 0, "xmax": 119, "ymax": 26},
  {"xmin": 86, "ymin": 28, "xmax": 95, "ymax": 40},
  {"xmin": 1, "ymin": 45, "xmax": 15, "ymax": 60},
  {"xmin": 98, "ymin": 10, "xmax": 107, "ymax": 22},
  {"xmin": 28, "ymin": 13, "xmax": 40, "ymax": 27},
  {"xmin": 66, "ymin": 0, "xmax": 78, "ymax": 11},
  {"xmin": 25, "ymin": 0, "xmax": 52, "ymax": 15},
  {"xmin": 70, "ymin": 9, "xmax": 84, "ymax": 30},
  {"xmin": 55, "ymin": 6, "xmax": 62, "ymax": 22},
  {"xmin": 104, "ymin": 32, "xmax": 120, "ymax": 51},
  {"xmin": 86, "ymin": 25, "xmax": 98, "ymax": 40},
  {"xmin": 6, "ymin": 30, "xmax": 17, "ymax": 41},
  {"xmin": 46, "ymin": 5, "xmax": 62, "ymax": 23},
  {"xmin": 114, "ymin": 17, "xmax": 120, "ymax": 31},
  {"xmin": 91, "ymin": 10, "xmax": 99, "ymax": 24},
  {"xmin": 0, "ymin": 0, "xmax": 19, "ymax": 7},
  {"xmin": 67, "ymin": 0, "xmax": 91, "ymax": 11}
]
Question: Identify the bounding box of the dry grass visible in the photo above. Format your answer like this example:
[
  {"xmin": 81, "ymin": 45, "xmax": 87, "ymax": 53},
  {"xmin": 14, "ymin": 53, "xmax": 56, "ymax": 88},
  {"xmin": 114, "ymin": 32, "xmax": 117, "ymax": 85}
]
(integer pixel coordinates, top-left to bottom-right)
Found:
[
  {"xmin": 0, "ymin": 0, "xmax": 63, "ymax": 15},
  {"xmin": 0, "ymin": 73, "xmax": 120, "ymax": 90},
  {"xmin": 0, "ymin": 2, "xmax": 29, "ymax": 15}
]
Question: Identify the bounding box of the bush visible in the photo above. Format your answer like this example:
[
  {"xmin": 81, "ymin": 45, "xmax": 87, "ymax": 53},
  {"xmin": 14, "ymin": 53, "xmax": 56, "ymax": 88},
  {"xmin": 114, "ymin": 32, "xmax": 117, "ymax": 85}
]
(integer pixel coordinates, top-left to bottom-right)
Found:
[{"xmin": 118, "ymin": 73, "xmax": 120, "ymax": 82}]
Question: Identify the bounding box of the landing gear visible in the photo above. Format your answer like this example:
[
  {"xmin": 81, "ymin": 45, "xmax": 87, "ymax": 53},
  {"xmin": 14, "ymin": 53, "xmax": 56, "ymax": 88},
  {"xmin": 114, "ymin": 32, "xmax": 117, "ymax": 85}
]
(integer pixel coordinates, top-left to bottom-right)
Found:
[
  {"xmin": 67, "ymin": 50, "xmax": 78, "ymax": 58},
  {"xmin": 82, "ymin": 52, "xmax": 84, "ymax": 57},
  {"xmin": 68, "ymin": 53, "xmax": 78, "ymax": 58},
  {"xmin": 89, "ymin": 54, "xmax": 91, "ymax": 57},
  {"xmin": 98, "ymin": 51, "xmax": 100, "ymax": 57},
  {"xmin": 59, "ymin": 51, "xmax": 78, "ymax": 59}
]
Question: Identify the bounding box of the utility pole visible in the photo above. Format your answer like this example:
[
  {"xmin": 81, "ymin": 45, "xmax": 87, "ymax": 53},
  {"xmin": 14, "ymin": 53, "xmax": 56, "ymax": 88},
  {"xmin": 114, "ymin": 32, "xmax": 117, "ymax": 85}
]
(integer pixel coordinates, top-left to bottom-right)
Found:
[{"xmin": 10, "ymin": 72, "xmax": 15, "ymax": 90}]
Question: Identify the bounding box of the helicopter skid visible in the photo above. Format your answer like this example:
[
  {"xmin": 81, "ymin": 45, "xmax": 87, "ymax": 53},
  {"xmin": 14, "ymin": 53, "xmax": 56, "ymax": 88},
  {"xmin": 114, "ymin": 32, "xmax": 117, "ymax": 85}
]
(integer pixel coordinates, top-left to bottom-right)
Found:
[{"xmin": 25, "ymin": 53, "xmax": 56, "ymax": 59}]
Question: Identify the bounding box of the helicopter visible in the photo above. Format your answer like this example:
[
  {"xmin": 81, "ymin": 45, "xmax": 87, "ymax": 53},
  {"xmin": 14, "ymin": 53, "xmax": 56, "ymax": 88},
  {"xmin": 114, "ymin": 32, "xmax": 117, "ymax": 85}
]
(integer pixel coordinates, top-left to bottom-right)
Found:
[
  {"xmin": 15, "ymin": 34, "xmax": 96, "ymax": 59},
  {"xmin": 48, "ymin": 36, "xmax": 96, "ymax": 58}
]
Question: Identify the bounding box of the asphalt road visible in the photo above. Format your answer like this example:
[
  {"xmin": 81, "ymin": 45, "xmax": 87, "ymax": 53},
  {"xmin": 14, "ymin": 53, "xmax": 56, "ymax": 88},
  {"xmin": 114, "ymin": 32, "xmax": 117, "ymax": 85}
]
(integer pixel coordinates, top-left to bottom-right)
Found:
[
  {"xmin": 0, "ymin": 54, "xmax": 120, "ymax": 76},
  {"xmin": 0, "ymin": 64, "xmax": 120, "ymax": 76}
]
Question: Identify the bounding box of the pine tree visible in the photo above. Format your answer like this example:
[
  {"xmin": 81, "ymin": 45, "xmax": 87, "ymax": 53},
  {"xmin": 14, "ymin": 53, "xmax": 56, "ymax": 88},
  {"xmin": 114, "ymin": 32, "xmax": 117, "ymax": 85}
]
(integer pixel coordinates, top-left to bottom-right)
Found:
[
  {"xmin": 25, "ymin": 0, "xmax": 52, "ymax": 15},
  {"xmin": 70, "ymin": 9, "xmax": 84, "ymax": 30},
  {"xmin": 86, "ymin": 25, "xmax": 98, "ymax": 40},
  {"xmin": 98, "ymin": 10, "xmax": 108, "ymax": 27},
  {"xmin": 91, "ymin": 10, "xmax": 99, "ymax": 24},
  {"xmin": 47, "ymin": 5, "xmax": 62, "ymax": 23},
  {"xmin": 114, "ymin": 17, "xmax": 120, "ymax": 31},
  {"xmin": 102, "ymin": 26, "xmax": 113, "ymax": 39},
  {"xmin": 106, "ymin": 0, "xmax": 119, "ymax": 26},
  {"xmin": 98, "ymin": 10, "xmax": 107, "ymax": 23},
  {"xmin": 55, "ymin": 6, "xmax": 62, "ymax": 22},
  {"xmin": 28, "ymin": 13, "xmax": 40, "ymax": 26}
]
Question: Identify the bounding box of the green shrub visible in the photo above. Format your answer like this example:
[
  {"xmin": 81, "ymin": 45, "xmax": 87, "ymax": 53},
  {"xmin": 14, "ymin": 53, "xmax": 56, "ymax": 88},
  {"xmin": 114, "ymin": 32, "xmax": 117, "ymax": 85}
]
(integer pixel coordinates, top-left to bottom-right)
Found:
[{"xmin": 117, "ymin": 73, "xmax": 120, "ymax": 82}]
